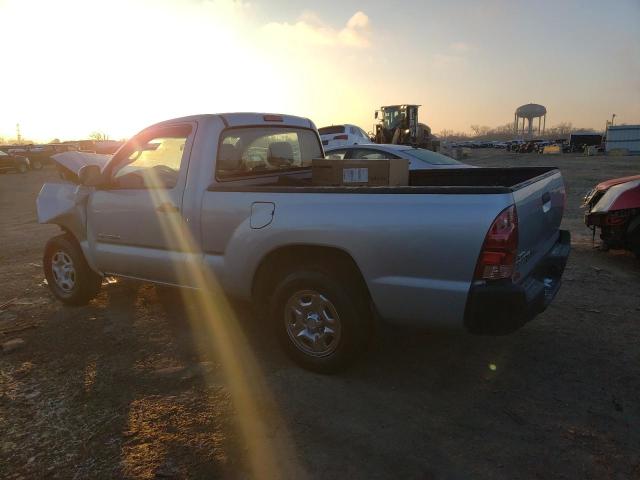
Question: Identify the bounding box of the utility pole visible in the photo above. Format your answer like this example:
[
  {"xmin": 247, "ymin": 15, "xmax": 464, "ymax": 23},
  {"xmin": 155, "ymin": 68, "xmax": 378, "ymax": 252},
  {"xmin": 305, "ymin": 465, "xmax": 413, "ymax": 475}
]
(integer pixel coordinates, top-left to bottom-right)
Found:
[{"xmin": 16, "ymin": 123, "xmax": 22, "ymax": 145}]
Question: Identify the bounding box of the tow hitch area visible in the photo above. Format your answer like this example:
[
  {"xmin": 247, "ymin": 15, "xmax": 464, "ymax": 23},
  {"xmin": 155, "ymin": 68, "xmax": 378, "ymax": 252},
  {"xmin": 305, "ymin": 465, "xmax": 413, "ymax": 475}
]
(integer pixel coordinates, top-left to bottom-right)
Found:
[{"xmin": 465, "ymin": 230, "xmax": 570, "ymax": 335}]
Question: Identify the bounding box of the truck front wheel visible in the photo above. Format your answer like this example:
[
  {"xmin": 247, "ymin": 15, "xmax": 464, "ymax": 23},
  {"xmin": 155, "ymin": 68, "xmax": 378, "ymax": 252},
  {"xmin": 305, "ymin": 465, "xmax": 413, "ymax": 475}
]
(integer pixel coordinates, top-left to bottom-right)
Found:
[
  {"xmin": 43, "ymin": 234, "xmax": 102, "ymax": 305},
  {"xmin": 271, "ymin": 268, "xmax": 370, "ymax": 373}
]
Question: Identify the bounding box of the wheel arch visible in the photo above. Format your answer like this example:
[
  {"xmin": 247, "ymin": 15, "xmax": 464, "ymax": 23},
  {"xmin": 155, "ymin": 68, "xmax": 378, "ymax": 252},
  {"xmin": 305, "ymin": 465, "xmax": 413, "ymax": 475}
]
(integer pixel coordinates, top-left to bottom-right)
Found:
[
  {"xmin": 251, "ymin": 244, "xmax": 371, "ymax": 305},
  {"xmin": 48, "ymin": 226, "xmax": 101, "ymax": 275}
]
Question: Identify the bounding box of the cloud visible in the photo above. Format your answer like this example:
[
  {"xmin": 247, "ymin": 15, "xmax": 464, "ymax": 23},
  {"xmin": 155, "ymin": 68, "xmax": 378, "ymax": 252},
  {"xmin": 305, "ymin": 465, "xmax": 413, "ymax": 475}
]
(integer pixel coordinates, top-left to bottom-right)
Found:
[
  {"xmin": 432, "ymin": 41, "xmax": 474, "ymax": 69},
  {"xmin": 262, "ymin": 11, "xmax": 371, "ymax": 48},
  {"xmin": 432, "ymin": 53, "xmax": 462, "ymax": 68},
  {"xmin": 449, "ymin": 41, "xmax": 472, "ymax": 53}
]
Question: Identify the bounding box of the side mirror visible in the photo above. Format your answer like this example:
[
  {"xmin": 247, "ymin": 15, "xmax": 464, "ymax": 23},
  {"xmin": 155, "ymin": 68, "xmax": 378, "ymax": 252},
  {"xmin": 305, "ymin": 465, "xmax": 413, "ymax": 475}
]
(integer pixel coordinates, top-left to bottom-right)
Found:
[{"xmin": 78, "ymin": 164, "xmax": 103, "ymax": 187}]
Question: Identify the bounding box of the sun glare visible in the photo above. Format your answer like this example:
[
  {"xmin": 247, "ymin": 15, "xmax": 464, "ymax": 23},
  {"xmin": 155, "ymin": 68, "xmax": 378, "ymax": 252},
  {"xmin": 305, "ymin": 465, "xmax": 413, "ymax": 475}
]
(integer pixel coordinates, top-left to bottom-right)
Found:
[
  {"xmin": 137, "ymin": 165, "xmax": 305, "ymax": 479},
  {"xmin": 1, "ymin": 0, "xmax": 294, "ymax": 141}
]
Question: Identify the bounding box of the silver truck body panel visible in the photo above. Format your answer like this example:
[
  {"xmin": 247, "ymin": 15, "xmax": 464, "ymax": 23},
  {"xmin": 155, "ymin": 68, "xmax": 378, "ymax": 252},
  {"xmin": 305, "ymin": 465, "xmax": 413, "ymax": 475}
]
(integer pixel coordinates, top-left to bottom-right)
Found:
[
  {"xmin": 512, "ymin": 172, "xmax": 565, "ymax": 282},
  {"xmin": 200, "ymin": 190, "xmax": 513, "ymax": 327},
  {"xmin": 38, "ymin": 113, "xmax": 567, "ymax": 330}
]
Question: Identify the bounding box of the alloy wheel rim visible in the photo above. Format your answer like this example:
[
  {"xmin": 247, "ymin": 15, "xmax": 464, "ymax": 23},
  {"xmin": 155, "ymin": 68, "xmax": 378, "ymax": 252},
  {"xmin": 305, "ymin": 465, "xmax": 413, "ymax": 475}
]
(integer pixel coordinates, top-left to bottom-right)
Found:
[
  {"xmin": 284, "ymin": 289, "xmax": 342, "ymax": 357},
  {"xmin": 51, "ymin": 251, "xmax": 76, "ymax": 293}
]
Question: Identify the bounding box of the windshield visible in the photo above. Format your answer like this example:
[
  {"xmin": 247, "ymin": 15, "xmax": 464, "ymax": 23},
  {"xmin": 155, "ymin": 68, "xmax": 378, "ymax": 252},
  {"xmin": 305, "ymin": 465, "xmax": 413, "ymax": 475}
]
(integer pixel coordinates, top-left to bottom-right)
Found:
[
  {"xmin": 403, "ymin": 148, "xmax": 463, "ymax": 165},
  {"xmin": 318, "ymin": 126, "xmax": 345, "ymax": 135},
  {"xmin": 383, "ymin": 108, "xmax": 403, "ymax": 130}
]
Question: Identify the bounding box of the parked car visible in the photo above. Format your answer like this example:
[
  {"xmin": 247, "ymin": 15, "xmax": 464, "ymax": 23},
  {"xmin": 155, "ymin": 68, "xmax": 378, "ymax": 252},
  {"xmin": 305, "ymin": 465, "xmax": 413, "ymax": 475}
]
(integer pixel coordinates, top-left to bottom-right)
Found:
[
  {"xmin": 325, "ymin": 144, "xmax": 470, "ymax": 169},
  {"xmin": 38, "ymin": 112, "xmax": 570, "ymax": 372},
  {"xmin": 531, "ymin": 140, "xmax": 552, "ymax": 154},
  {"xmin": 506, "ymin": 140, "xmax": 525, "ymax": 152},
  {"xmin": 583, "ymin": 174, "xmax": 640, "ymax": 257},
  {"xmin": 17, "ymin": 145, "xmax": 62, "ymax": 168},
  {"xmin": 1, "ymin": 145, "xmax": 45, "ymax": 170},
  {"xmin": 0, "ymin": 149, "xmax": 30, "ymax": 173},
  {"xmin": 319, "ymin": 124, "xmax": 370, "ymax": 148}
]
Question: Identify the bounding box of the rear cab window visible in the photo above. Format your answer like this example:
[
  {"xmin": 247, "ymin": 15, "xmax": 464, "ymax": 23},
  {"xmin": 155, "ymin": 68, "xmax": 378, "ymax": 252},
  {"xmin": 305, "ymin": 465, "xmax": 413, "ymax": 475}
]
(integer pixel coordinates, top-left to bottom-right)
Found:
[
  {"xmin": 216, "ymin": 126, "xmax": 322, "ymax": 180},
  {"xmin": 318, "ymin": 126, "xmax": 345, "ymax": 136}
]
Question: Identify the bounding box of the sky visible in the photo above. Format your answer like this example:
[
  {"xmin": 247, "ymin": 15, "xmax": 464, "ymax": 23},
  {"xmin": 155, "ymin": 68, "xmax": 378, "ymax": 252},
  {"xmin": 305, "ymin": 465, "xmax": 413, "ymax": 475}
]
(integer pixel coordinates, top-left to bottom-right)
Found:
[{"xmin": 0, "ymin": 0, "xmax": 638, "ymax": 142}]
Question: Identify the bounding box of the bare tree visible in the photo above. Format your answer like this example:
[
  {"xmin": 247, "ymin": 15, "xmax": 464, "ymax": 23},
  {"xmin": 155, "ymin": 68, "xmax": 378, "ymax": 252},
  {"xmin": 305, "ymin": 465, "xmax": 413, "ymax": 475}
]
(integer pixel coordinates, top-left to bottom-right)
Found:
[
  {"xmin": 438, "ymin": 130, "xmax": 471, "ymax": 140},
  {"xmin": 89, "ymin": 131, "xmax": 110, "ymax": 141},
  {"xmin": 1, "ymin": 136, "xmax": 33, "ymax": 145},
  {"xmin": 470, "ymin": 125, "xmax": 491, "ymax": 137},
  {"xmin": 546, "ymin": 122, "xmax": 573, "ymax": 136},
  {"xmin": 438, "ymin": 129, "xmax": 455, "ymax": 139}
]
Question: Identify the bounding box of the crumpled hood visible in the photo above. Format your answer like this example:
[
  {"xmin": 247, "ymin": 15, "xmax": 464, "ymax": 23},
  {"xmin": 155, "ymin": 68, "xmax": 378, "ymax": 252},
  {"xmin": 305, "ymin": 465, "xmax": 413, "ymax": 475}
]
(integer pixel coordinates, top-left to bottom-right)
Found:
[
  {"xmin": 595, "ymin": 174, "xmax": 640, "ymax": 191},
  {"xmin": 52, "ymin": 151, "xmax": 111, "ymax": 175}
]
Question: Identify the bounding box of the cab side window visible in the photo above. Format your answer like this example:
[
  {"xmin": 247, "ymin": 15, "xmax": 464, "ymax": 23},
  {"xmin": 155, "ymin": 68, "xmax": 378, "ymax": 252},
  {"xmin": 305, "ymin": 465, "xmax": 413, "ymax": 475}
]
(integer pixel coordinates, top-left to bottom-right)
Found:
[{"xmin": 112, "ymin": 126, "xmax": 191, "ymax": 189}]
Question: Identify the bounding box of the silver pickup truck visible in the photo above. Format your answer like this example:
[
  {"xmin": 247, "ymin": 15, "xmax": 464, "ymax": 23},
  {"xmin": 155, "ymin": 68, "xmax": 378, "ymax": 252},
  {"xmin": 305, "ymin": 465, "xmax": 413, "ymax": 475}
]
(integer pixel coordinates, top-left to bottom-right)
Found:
[{"xmin": 37, "ymin": 113, "xmax": 570, "ymax": 372}]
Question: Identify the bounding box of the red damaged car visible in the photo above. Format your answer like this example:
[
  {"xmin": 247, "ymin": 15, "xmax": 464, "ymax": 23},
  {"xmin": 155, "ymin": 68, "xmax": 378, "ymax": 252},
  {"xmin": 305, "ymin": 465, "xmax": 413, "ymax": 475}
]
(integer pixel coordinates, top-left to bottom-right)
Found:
[{"xmin": 583, "ymin": 174, "xmax": 640, "ymax": 257}]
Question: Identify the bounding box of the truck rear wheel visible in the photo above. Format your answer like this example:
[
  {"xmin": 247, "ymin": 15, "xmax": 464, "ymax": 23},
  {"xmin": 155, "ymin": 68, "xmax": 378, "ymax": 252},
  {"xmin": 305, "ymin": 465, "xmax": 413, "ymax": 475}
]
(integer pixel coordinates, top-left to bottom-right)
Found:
[
  {"xmin": 271, "ymin": 267, "xmax": 370, "ymax": 373},
  {"xmin": 43, "ymin": 234, "xmax": 102, "ymax": 305}
]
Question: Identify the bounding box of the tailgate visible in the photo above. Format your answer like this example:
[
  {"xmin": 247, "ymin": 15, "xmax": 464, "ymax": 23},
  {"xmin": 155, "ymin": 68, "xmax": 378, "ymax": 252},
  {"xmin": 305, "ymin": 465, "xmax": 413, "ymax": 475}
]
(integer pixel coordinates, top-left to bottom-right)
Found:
[{"xmin": 512, "ymin": 170, "xmax": 565, "ymax": 282}]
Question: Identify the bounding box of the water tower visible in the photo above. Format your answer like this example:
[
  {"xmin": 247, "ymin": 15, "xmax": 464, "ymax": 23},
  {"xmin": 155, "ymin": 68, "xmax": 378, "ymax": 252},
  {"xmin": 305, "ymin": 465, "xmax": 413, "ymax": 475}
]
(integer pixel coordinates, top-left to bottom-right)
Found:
[{"xmin": 514, "ymin": 103, "xmax": 547, "ymax": 136}]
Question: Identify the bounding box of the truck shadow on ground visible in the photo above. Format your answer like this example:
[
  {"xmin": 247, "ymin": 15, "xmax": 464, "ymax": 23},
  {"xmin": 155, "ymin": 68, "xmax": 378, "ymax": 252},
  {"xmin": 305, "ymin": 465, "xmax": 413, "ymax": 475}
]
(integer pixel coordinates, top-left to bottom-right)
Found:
[
  {"xmin": 20, "ymin": 276, "xmax": 636, "ymax": 479},
  {"xmin": 20, "ymin": 280, "xmax": 241, "ymax": 478}
]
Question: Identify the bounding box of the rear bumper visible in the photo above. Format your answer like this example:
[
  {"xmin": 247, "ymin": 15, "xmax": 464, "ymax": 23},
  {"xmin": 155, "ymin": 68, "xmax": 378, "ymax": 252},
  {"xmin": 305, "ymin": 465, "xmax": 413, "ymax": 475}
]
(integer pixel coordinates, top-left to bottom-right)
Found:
[{"xmin": 464, "ymin": 230, "xmax": 571, "ymax": 335}]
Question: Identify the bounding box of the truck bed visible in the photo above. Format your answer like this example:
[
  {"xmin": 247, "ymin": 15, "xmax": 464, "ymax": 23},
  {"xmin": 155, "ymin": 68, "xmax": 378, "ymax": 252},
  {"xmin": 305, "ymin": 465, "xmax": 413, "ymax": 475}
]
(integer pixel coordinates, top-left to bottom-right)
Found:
[{"xmin": 208, "ymin": 166, "xmax": 559, "ymax": 194}]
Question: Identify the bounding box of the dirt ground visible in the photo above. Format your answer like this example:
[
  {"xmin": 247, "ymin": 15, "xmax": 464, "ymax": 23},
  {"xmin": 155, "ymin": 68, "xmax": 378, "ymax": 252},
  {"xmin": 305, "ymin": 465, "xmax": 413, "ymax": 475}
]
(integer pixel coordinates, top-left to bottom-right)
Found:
[{"xmin": 1, "ymin": 151, "xmax": 639, "ymax": 479}]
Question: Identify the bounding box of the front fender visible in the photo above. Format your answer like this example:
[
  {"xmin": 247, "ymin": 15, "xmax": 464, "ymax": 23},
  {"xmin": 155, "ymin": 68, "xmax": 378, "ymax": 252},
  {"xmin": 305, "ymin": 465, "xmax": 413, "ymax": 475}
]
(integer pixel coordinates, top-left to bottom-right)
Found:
[
  {"xmin": 37, "ymin": 183, "xmax": 91, "ymax": 238},
  {"xmin": 37, "ymin": 183, "xmax": 99, "ymax": 271}
]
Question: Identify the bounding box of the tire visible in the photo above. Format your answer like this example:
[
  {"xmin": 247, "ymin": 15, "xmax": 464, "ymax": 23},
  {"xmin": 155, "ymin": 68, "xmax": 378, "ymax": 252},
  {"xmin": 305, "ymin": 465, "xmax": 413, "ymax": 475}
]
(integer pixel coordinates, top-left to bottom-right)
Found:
[
  {"xmin": 270, "ymin": 265, "xmax": 370, "ymax": 373},
  {"xmin": 43, "ymin": 234, "xmax": 102, "ymax": 305},
  {"xmin": 30, "ymin": 159, "xmax": 43, "ymax": 170}
]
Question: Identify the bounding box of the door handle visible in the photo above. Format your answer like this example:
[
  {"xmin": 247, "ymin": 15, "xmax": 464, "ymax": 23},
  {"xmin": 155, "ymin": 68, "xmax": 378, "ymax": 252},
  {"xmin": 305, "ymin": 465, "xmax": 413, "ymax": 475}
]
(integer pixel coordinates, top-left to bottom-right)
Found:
[
  {"xmin": 541, "ymin": 192, "xmax": 551, "ymax": 213},
  {"xmin": 97, "ymin": 233, "xmax": 121, "ymax": 241},
  {"xmin": 156, "ymin": 202, "xmax": 179, "ymax": 213}
]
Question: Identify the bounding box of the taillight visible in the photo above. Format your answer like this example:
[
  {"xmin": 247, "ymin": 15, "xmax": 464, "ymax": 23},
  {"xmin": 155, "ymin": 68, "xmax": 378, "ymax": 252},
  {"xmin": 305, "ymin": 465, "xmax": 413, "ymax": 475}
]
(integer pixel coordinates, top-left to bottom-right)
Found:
[
  {"xmin": 474, "ymin": 205, "xmax": 519, "ymax": 281},
  {"xmin": 333, "ymin": 134, "xmax": 348, "ymax": 140}
]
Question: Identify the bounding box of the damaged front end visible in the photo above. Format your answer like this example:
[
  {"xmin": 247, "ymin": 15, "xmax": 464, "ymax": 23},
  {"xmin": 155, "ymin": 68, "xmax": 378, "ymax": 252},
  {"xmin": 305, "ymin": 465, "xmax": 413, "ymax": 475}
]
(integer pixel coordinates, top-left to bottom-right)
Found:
[
  {"xmin": 583, "ymin": 175, "xmax": 640, "ymax": 255},
  {"xmin": 37, "ymin": 151, "xmax": 111, "ymax": 243}
]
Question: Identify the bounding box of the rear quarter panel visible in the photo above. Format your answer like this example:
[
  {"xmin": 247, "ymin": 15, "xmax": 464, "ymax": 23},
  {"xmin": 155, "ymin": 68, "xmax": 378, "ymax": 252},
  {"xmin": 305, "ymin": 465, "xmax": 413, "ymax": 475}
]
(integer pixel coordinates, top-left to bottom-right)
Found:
[
  {"xmin": 200, "ymin": 190, "xmax": 513, "ymax": 328},
  {"xmin": 512, "ymin": 171, "xmax": 565, "ymax": 282}
]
